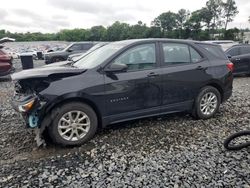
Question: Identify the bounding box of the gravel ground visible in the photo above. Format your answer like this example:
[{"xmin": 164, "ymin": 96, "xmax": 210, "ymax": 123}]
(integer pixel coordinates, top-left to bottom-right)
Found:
[{"xmin": 0, "ymin": 59, "xmax": 250, "ymax": 187}]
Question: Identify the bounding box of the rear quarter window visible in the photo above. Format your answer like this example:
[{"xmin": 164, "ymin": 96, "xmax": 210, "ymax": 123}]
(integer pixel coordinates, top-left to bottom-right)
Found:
[{"xmin": 198, "ymin": 44, "xmax": 227, "ymax": 59}]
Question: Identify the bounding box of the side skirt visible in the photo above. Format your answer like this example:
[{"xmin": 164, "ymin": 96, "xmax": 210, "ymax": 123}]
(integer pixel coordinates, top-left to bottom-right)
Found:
[{"xmin": 102, "ymin": 100, "xmax": 193, "ymax": 127}]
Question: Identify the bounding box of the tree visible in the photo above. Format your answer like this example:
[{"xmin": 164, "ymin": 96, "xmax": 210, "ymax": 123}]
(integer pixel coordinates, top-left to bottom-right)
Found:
[
  {"xmin": 185, "ymin": 10, "xmax": 203, "ymax": 40},
  {"xmin": 206, "ymin": 0, "xmax": 223, "ymax": 32},
  {"xmin": 176, "ymin": 9, "xmax": 190, "ymax": 38},
  {"xmin": 199, "ymin": 7, "xmax": 213, "ymax": 31},
  {"xmin": 89, "ymin": 26, "xmax": 107, "ymax": 41},
  {"xmin": 128, "ymin": 21, "xmax": 149, "ymax": 39},
  {"xmin": 106, "ymin": 21, "xmax": 130, "ymax": 41},
  {"xmin": 176, "ymin": 9, "xmax": 190, "ymax": 30},
  {"xmin": 152, "ymin": 11, "xmax": 177, "ymax": 36},
  {"xmin": 222, "ymin": 0, "xmax": 238, "ymax": 30}
]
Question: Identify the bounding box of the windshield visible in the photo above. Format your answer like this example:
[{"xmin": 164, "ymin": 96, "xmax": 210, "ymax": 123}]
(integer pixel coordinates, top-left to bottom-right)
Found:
[{"xmin": 74, "ymin": 43, "xmax": 125, "ymax": 69}]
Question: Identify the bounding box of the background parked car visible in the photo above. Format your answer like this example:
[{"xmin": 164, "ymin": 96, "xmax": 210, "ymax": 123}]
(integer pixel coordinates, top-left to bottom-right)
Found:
[
  {"xmin": 225, "ymin": 44, "xmax": 250, "ymax": 75},
  {"xmin": 17, "ymin": 50, "xmax": 38, "ymax": 59},
  {"xmin": 204, "ymin": 40, "xmax": 239, "ymax": 51},
  {"xmin": 44, "ymin": 42, "xmax": 97, "ymax": 64},
  {"xmin": 67, "ymin": 42, "xmax": 109, "ymax": 62},
  {"xmin": 0, "ymin": 45, "xmax": 13, "ymax": 77}
]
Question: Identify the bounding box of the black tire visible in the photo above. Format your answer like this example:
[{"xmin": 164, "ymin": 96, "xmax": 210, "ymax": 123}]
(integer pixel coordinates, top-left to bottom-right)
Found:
[
  {"xmin": 192, "ymin": 86, "xmax": 221, "ymax": 119},
  {"xmin": 48, "ymin": 102, "xmax": 98, "ymax": 146},
  {"xmin": 224, "ymin": 130, "xmax": 250, "ymax": 150}
]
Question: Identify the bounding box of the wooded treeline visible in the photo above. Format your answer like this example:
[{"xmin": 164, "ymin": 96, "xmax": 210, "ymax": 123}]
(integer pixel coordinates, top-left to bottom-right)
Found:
[{"xmin": 1, "ymin": 0, "xmax": 249, "ymax": 42}]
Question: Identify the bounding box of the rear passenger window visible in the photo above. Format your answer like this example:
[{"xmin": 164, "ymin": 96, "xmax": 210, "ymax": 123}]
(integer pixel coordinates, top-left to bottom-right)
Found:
[
  {"xmin": 240, "ymin": 46, "xmax": 250, "ymax": 55},
  {"xmin": 190, "ymin": 47, "xmax": 202, "ymax": 63},
  {"xmin": 163, "ymin": 43, "xmax": 190, "ymax": 65}
]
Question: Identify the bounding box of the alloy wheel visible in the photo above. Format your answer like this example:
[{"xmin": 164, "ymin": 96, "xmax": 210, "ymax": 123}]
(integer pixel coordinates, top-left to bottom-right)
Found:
[
  {"xmin": 58, "ymin": 111, "xmax": 90, "ymax": 141},
  {"xmin": 200, "ymin": 92, "xmax": 218, "ymax": 116}
]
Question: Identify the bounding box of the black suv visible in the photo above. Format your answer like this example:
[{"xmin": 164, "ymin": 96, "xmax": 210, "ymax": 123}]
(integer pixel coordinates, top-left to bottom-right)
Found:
[
  {"xmin": 44, "ymin": 42, "xmax": 96, "ymax": 64},
  {"xmin": 225, "ymin": 44, "xmax": 250, "ymax": 75},
  {"xmin": 11, "ymin": 39, "xmax": 233, "ymax": 146}
]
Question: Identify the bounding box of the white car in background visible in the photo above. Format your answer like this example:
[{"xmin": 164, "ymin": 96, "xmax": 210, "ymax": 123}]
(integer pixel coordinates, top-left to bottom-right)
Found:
[
  {"xmin": 17, "ymin": 50, "xmax": 38, "ymax": 59},
  {"xmin": 203, "ymin": 40, "xmax": 239, "ymax": 51}
]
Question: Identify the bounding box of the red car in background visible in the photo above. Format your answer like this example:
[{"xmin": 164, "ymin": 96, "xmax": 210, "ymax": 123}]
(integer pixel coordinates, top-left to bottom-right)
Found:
[{"xmin": 0, "ymin": 45, "xmax": 13, "ymax": 77}]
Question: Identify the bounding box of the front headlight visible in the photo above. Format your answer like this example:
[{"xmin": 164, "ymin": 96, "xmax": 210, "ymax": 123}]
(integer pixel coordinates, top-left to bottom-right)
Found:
[{"xmin": 18, "ymin": 98, "xmax": 36, "ymax": 112}]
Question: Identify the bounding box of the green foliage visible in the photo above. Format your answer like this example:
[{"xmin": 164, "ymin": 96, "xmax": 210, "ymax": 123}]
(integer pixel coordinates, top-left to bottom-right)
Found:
[
  {"xmin": 152, "ymin": 11, "xmax": 177, "ymax": 32},
  {"xmin": 0, "ymin": 0, "xmax": 241, "ymax": 42},
  {"xmin": 222, "ymin": 0, "xmax": 238, "ymax": 30}
]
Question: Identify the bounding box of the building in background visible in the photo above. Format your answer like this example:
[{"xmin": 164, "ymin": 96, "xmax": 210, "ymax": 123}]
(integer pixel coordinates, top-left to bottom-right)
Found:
[{"xmin": 243, "ymin": 32, "xmax": 250, "ymax": 44}]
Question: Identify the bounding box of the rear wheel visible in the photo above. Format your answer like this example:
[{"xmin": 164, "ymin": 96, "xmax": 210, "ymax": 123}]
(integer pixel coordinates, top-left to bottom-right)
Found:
[
  {"xmin": 48, "ymin": 102, "xmax": 98, "ymax": 146},
  {"xmin": 193, "ymin": 86, "xmax": 221, "ymax": 119}
]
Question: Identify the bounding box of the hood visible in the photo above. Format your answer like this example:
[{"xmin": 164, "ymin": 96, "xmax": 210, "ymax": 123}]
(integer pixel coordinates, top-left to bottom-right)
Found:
[
  {"xmin": 11, "ymin": 64, "xmax": 86, "ymax": 80},
  {"xmin": 45, "ymin": 60, "xmax": 70, "ymax": 67}
]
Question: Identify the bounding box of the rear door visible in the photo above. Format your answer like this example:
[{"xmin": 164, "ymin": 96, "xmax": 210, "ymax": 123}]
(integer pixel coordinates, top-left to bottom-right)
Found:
[{"xmin": 159, "ymin": 42, "xmax": 211, "ymax": 111}]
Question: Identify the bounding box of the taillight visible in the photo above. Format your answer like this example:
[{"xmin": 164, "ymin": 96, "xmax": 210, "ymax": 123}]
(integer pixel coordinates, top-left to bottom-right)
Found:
[{"xmin": 226, "ymin": 62, "xmax": 234, "ymax": 72}]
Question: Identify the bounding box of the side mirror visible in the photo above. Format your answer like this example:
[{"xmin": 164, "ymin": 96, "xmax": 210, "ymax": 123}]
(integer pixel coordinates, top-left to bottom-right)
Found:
[
  {"xmin": 105, "ymin": 63, "xmax": 128, "ymax": 73},
  {"xmin": 226, "ymin": 54, "xmax": 232, "ymax": 59}
]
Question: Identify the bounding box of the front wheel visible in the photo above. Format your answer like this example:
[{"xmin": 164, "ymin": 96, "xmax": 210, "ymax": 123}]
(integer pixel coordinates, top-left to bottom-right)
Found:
[
  {"xmin": 48, "ymin": 102, "xmax": 98, "ymax": 146},
  {"xmin": 193, "ymin": 86, "xmax": 221, "ymax": 119}
]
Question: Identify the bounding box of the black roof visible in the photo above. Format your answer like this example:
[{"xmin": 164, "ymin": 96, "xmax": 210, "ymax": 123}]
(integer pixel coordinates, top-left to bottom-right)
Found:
[{"xmin": 112, "ymin": 38, "xmax": 220, "ymax": 46}]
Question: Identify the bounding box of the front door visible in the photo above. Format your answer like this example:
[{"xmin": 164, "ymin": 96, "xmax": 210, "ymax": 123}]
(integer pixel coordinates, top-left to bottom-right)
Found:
[{"xmin": 103, "ymin": 43, "xmax": 162, "ymax": 121}]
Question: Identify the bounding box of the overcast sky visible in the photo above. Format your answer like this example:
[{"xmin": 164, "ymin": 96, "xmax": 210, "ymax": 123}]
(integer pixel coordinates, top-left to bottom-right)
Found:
[{"xmin": 1, "ymin": 0, "xmax": 250, "ymax": 33}]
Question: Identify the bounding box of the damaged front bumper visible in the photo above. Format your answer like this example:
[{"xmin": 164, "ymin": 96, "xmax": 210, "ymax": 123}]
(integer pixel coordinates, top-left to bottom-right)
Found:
[
  {"xmin": 11, "ymin": 92, "xmax": 45, "ymax": 128},
  {"xmin": 11, "ymin": 93, "xmax": 48, "ymax": 147}
]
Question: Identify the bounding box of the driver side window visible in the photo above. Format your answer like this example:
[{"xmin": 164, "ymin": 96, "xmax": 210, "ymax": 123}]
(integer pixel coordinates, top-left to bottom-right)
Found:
[{"xmin": 113, "ymin": 43, "xmax": 156, "ymax": 71}]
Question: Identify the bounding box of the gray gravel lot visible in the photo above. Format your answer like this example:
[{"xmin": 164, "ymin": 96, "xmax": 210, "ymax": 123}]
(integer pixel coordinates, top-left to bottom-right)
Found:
[{"xmin": 0, "ymin": 59, "xmax": 250, "ymax": 187}]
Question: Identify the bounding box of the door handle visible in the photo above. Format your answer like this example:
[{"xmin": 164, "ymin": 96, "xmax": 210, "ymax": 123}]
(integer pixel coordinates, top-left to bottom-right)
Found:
[
  {"xmin": 147, "ymin": 72, "xmax": 159, "ymax": 77},
  {"xmin": 196, "ymin": 66, "xmax": 207, "ymax": 70}
]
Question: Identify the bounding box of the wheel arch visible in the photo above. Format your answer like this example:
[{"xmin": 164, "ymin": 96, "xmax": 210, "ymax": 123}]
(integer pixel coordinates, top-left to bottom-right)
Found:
[
  {"xmin": 41, "ymin": 96, "xmax": 103, "ymax": 130},
  {"xmin": 205, "ymin": 82, "xmax": 224, "ymax": 102}
]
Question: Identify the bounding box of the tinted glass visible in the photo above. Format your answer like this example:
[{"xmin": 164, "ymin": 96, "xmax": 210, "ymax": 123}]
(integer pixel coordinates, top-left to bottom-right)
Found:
[
  {"xmin": 227, "ymin": 47, "xmax": 240, "ymax": 56},
  {"xmin": 74, "ymin": 43, "xmax": 125, "ymax": 69},
  {"xmin": 198, "ymin": 44, "xmax": 227, "ymax": 58},
  {"xmin": 82, "ymin": 43, "xmax": 94, "ymax": 50},
  {"xmin": 69, "ymin": 44, "xmax": 82, "ymax": 51},
  {"xmin": 190, "ymin": 47, "xmax": 203, "ymax": 63},
  {"xmin": 163, "ymin": 43, "xmax": 190, "ymax": 65},
  {"xmin": 240, "ymin": 46, "xmax": 250, "ymax": 55},
  {"xmin": 113, "ymin": 43, "xmax": 156, "ymax": 71}
]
